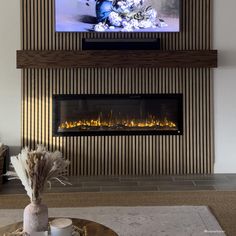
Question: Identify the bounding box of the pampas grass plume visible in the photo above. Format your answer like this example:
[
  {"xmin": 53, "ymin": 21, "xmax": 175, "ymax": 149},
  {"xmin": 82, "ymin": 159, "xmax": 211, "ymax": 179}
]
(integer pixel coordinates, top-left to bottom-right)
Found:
[{"xmin": 6, "ymin": 145, "xmax": 70, "ymax": 202}]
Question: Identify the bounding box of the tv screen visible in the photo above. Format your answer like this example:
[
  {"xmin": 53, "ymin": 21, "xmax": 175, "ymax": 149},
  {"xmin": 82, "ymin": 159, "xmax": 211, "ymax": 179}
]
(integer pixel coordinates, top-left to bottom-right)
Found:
[{"xmin": 55, "ymin": 0, "xmax": 180, "ymax": 32}]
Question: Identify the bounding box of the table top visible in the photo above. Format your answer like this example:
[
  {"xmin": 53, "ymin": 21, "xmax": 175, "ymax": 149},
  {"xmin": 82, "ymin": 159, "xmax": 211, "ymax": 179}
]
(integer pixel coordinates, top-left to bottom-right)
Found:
[{"xmin": 0, "ymin": 218, "xmax": 119, "ymax": 236}]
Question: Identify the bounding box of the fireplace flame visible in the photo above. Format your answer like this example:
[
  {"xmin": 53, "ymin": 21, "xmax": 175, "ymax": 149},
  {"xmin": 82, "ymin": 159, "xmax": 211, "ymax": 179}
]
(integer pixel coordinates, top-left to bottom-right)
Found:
[{"xmin": 58, "ymin": 114, "xmax": 177, "ymax": 131}]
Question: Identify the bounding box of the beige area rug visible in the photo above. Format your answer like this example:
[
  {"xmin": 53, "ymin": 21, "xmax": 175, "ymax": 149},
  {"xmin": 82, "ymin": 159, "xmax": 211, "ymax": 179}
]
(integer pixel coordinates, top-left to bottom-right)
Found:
[
  {"xmin": 0, "ymin": 206, "xmax": 225, "ymax": 236},
  {"xmin": 1, "ymin": 191, "xmax": 236, "ymax": 235}
]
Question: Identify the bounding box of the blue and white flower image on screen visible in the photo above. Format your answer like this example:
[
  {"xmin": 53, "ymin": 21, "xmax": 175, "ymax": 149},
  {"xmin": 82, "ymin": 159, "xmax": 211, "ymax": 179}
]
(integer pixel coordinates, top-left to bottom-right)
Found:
[{"xmin": 55, "ymin": 0, "xmax": 180, "ymax": 32}]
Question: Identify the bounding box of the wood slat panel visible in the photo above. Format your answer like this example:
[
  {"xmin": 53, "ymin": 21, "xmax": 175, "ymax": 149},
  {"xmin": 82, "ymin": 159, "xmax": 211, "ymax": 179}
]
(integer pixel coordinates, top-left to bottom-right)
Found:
[{"xmin": 21, "ymin": 0, "xmax": 214, "ymax": 175}]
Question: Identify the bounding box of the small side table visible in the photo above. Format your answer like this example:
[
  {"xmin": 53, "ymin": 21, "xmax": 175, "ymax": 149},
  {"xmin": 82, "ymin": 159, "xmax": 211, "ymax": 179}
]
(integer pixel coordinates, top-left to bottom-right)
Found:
[{"xmin": 0, "ymin": 218, "xmax": 119, "ymax": 236}]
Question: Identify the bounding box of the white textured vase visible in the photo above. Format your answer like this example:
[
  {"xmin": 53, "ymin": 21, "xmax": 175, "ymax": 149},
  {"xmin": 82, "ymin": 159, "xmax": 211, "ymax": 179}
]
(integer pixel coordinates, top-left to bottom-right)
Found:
[{"xmin": 23, "ymin": 200, "xmax": 48, "ymax": 234}]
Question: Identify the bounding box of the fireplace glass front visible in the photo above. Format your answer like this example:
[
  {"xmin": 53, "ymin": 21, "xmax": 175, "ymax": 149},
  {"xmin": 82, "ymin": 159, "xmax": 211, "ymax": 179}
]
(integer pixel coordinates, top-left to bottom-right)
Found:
[{"xmin": 52, "ymin": 94, "xmax": 183, "ymax": 136}]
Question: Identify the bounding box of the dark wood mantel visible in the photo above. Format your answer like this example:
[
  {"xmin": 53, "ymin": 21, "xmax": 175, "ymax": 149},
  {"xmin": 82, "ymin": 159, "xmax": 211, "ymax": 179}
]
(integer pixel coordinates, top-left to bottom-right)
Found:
[{"xmin": 16, "ymin": 50, "xmax": 218, "ymax": 69}]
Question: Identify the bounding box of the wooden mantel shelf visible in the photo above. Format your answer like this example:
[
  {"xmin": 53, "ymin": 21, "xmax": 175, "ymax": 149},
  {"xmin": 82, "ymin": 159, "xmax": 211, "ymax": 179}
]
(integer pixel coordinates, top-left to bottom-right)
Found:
[{"xmin": 16, "ymin": 50, "xmax": 218, "ymax": 69}]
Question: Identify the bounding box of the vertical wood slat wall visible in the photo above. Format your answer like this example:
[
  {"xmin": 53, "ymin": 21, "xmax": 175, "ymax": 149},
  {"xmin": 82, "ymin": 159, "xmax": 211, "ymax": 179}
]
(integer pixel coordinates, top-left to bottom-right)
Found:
[{"xmin": 21, "ymin": 0, "xmax": 214, "ymax": 175}]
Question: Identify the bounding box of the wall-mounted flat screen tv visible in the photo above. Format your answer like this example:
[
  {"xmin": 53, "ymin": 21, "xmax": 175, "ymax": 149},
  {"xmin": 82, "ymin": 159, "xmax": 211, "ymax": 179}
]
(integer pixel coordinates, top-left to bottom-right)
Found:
[{"xmin": 55, "ymin": 0, "xmax": 180, "ymax": 32}]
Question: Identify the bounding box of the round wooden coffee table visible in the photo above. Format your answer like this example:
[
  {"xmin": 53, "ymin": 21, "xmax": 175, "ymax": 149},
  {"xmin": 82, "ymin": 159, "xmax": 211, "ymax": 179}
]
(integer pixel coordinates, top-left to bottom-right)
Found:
[{"xmin": 0, "ymin": 218, "xmax": 119, "ymax": 236}]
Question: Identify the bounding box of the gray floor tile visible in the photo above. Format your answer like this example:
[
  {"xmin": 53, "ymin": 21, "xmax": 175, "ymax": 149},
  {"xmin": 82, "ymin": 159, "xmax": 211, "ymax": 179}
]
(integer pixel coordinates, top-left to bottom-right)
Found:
[
  {"xmin": 214, "ymin": 185, "xmax": 236, "ymax": 191},
  {"xmin": 101, "ymin": 185, "xmax": 158, "ymax": 192},
  {"xmin": 77, "ymin": 176, "xmax": 120, "ymax": 182},
  {"xmin": 225, "ymin": 175, "xmax": 236, "ymax": 181},
  {"xmin": 82, "ymin": 181, "xmax": 138, "ymax": 187},
  {"xmin": 0, "ymin": 187, "xmax": 25, "ymax": 194},
  {"xmin": 173, "ymin": 174, "xmax": 228, "ymax": 181},
  {"xmin": 1, "ymin": 174, "xmax": 236, "ymax": 194},
  {"xmin": 46, "ymin": 186, "xmax": 101, "ymax": 193},
  {"xmin": 138, "ymin": 180, "xmax": 194, "ymax": 186},
  {"xmin": 158, "ymin": 185, "xmax": 215, "ymax": 191},
  {"xmin": 194, "ymin": 179, "xmax": 232, "ymax": 186},
  {"xmin": 120, "ymin": 176, "xmax": 173, "ymax": 181}
]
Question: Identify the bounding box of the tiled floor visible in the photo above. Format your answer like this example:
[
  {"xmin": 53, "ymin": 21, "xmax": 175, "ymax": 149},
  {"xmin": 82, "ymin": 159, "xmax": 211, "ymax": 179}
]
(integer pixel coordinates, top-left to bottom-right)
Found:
[{"xmin": 1, "ymin": 174, "xmax": 236, "ymax": 194}]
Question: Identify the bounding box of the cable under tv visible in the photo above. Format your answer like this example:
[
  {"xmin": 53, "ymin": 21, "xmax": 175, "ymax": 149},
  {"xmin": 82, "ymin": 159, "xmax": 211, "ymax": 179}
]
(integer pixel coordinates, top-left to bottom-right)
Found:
[{"xmin": 82, "ymin": 38, "xmax": 160, "ymax": 50}]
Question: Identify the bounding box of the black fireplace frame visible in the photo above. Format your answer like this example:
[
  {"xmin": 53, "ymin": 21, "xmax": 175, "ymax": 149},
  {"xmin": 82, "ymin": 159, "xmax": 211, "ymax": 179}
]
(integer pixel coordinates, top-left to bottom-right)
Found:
[{"xmin": 52, "ymin": 94, "xmax": 183, "ymax": 136}]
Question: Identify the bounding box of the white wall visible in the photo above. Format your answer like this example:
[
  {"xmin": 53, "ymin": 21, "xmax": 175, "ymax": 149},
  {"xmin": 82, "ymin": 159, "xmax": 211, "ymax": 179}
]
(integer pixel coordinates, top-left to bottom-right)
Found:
[
  {"xmin": 213, "ymin": 0, "xmax": 236, "ymax": 173},
  {"xmin": 0, "ymin": 0, "xmax": 235, "ymax": 172},
  {"xmin": 0, "ymin": 1, "xmax": 21, "ymax": 151}
]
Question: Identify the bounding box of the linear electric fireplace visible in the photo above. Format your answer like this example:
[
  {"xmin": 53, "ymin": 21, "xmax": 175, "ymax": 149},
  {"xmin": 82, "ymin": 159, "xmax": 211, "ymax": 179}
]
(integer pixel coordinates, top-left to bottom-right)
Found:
[{"xmin": 52, "ymin": 94, "xmax": 183, "ymax": 136}]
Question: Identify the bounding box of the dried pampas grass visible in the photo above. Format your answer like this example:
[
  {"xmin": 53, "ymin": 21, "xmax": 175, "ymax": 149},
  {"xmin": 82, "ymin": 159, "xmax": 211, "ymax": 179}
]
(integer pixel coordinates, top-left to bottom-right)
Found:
[{"xmin": 6, "ymin": 145, "xmax": 71, "ymax": 202}]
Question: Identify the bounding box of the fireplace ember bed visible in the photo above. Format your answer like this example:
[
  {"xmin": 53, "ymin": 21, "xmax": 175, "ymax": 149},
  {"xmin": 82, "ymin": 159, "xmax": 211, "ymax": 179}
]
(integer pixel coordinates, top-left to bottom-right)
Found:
[{"xmin": 52, "ymin": 94, "xmax": 183, "ymax": 136}]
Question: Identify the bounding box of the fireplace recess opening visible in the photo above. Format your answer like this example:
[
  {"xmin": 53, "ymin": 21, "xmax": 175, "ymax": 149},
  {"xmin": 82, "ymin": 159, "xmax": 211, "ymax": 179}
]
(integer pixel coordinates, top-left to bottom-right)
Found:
[{"xmin": 52, "ymin": 94, "xmax": 183, "ymax": 136}]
